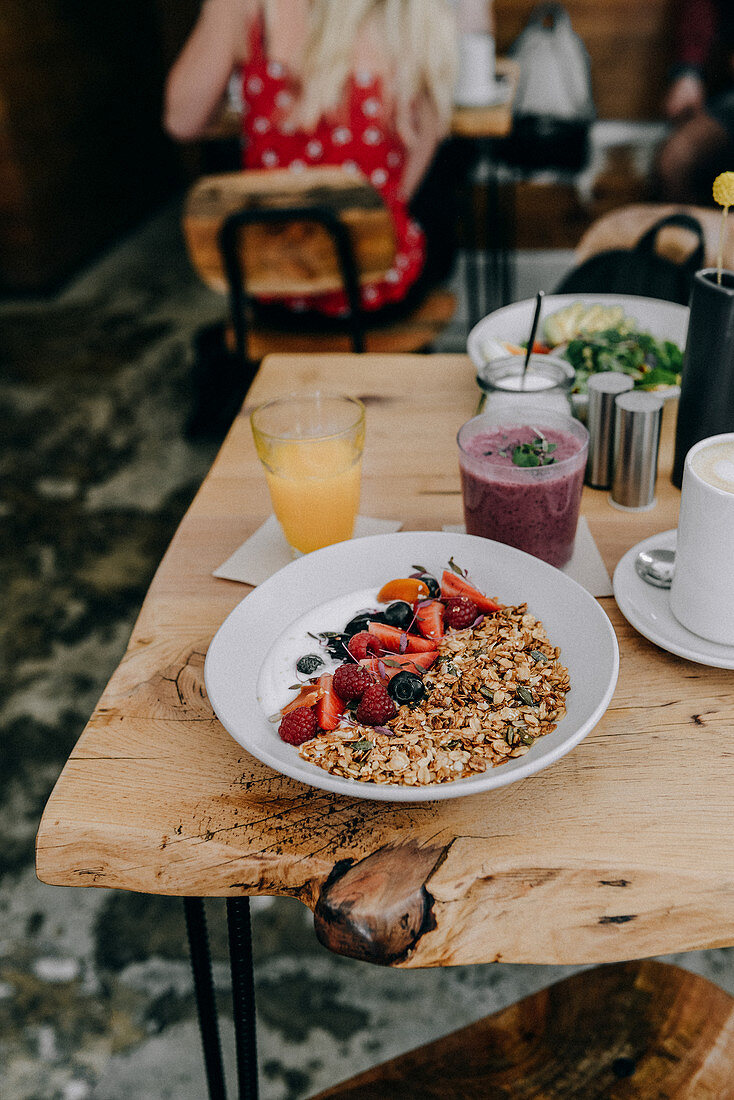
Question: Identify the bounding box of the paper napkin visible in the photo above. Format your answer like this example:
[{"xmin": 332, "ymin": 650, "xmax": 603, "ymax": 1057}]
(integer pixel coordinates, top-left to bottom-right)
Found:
[
  {"xmin": 213, "ymin": 515, "xmax": 404, "ymax": 586},
  {"xmin": 441, "ymin": 516, "xmax": 613, "ymax": 598}
]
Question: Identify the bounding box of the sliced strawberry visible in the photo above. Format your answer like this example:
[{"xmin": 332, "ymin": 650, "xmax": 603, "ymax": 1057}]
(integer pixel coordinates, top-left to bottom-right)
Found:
[
  {"xmin": 440, "ymin": 570, "xmax": 501, "ymax": 613},
  {"xmin": 360, "ymin": 651, "xmax": 438, "ymax": 680},
  {"xmin": 367, "ymin": 621, "xmax": 435, "ymax": 653},
  {"xmin": 413, "ymin": 599, "xmax": 444, "ymax": 642},
  {"xmin": 379, "ymin": 651, "xmax": 439, "ymax": 677},
  {"xmin": 315, "ymin": 673, "xmax": 344, "ymax": 731}
]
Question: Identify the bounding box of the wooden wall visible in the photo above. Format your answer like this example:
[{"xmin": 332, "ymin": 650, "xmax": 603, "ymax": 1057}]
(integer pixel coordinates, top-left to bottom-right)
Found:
[
  {"xmin": 0, "ymin": 0, "xmax": 200, "ymax": 292},
  {"xmin": 0, "ymin": 0, "xmax": 683, "ymax": 290},
  {"xmin": 495, "ymin": 0, "xmax": 679, "ymax": 120}
]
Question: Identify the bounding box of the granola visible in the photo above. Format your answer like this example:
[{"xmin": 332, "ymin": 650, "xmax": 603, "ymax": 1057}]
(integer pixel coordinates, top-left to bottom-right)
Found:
[{"xmin": 298, "ymin": 603, "xmax": 570, "ymax": 785}]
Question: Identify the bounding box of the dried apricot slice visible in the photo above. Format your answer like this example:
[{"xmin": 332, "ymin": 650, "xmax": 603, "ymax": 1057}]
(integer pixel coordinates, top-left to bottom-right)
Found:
[
  {"xmin": 280, "ymin": 686, "xmax": 321, "ymax": 716},
  {"xmin": 377, "ymin": 577, "xmax": 430, "ymax": 603}
]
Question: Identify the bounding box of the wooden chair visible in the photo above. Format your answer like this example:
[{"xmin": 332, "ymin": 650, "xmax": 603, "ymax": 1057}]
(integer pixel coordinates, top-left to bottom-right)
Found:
[
  {"xmin": 183, "ymin": 167, "xmax": 456, "ymax": 376},
  {"xmin": 310, "ymin": 960, "xmax": 734, "ymax": 1098},
  {"xmin": 572, "ymin": 203, "xmax": 734, "ymax": 273}
]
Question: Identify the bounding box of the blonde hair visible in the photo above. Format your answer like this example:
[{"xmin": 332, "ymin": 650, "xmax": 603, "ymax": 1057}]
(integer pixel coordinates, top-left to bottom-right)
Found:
[{"xmin": 261, "ymin": 0, "xmax": 457, "ymax": 145}]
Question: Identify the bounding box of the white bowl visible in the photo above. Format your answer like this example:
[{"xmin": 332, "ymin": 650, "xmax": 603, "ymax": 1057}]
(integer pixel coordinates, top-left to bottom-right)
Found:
[
  {"xmin": 205, "ymin": 531, "xmax": 619, "ymax": 802},
  {"xmin": 468, "ymin": 294, "xmax": 689, "ymax": 416}
]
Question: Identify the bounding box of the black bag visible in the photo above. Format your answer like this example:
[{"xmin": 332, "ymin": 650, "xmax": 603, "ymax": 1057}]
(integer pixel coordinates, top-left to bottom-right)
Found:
[
  {"xmin": 555, "ymin": 214, "xmax": 706, "ymax": 305},
  {"xmin": 497, "ymin": 3, "xmax": 595, "ymax": 172}
]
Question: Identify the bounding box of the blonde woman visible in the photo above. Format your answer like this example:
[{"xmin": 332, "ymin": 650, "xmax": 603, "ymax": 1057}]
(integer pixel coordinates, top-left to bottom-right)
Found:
[{"xmin": 165, "ymin": 0, "xmax": 458, "ymax": 316}]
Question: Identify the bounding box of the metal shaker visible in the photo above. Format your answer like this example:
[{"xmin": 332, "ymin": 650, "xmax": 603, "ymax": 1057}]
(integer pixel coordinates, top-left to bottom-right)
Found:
[
  {"xmin": 585, "ymin": 372, "xmax": 634, "ymax": 488},
  {"xmin": 610, "ymin": 391, "xmax": 664, "ymax": 510}
]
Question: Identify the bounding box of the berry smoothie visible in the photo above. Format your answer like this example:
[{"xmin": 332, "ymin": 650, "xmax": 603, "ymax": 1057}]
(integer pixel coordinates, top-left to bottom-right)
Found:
[{"xmin": 458, "ymin": 414, "xmax": 588, "ymax": 568}]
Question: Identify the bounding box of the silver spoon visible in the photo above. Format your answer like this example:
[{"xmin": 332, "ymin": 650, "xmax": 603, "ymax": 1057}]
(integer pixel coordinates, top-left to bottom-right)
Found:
[{"xmin": 634, "ymin": 547, "xmax": 676, "ymax": 589}]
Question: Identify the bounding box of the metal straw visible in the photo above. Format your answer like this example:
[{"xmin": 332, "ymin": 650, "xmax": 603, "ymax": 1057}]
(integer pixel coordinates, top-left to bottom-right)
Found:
[{"xmin": 521, "ymin": 291, "xmax": 544, "ymax": 389}]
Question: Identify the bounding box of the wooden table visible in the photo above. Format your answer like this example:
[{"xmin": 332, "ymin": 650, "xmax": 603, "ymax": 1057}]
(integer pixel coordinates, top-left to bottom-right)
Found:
[{"xmin": 36, "ymin": 354, "xmax": 734, "ymax": 1096}]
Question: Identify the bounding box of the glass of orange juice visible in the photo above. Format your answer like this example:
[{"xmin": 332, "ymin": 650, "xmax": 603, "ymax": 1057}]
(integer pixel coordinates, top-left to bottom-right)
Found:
[{"xmin": 251, "ymin": 392, "xmax": 365, "ymax": 555}]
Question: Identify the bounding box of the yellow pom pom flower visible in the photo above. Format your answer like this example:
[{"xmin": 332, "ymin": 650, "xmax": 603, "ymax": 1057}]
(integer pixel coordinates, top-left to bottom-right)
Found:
[{"xmin": 713, "ymin": 172, "xmax": 734, "ymax": 207}]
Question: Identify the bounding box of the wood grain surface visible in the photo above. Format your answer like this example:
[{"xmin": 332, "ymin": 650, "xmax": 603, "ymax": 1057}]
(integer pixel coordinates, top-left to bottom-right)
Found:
[
  {"xmin": 36, "ymin": 354, "xmax": 734, "ymax": 968},
  {"xmin": 311, "ymin": 961, "xmax": 734, "ymax": 1098},
  {"xmin": 184, "ymin": 167, "xmax": 395, "ymax": 295}
]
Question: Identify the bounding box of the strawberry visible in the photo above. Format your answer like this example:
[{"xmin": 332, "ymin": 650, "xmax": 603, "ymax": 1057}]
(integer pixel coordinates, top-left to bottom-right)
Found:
[
  {"xmin": 359, "ymin": 651, "xmax": 438, "ymax": 680},
  {"xmin": 367, "ymin": 621, "xmax": 435, "ymax": 653},
  {"xmin": 315, "ymin": 674, "xmax": 343, "ymax": 731},
  {"xmin": 332, "ymin": 663, "xmax": 375, "ymax": 701},
  {"xmin": 355, "ymin": 683, "xmax": 397, "ymax": 726},
  {"xmin": 347, "ymin": 631, "xmax": 381, "ymax": 661},
  {"xmin": 413, "ymin": 599, "xmax": 444, "ymax": 642},
  {"xmin": 279, "ymin": 706, "xmax": 318, "ymax": 745},
  {"xmin": 444, "ymin": 596, "xmax": 479, "ymax": 630},
  {"xmin": 440, "ymin": 569, "xmax": 501, "ymax": 613}
]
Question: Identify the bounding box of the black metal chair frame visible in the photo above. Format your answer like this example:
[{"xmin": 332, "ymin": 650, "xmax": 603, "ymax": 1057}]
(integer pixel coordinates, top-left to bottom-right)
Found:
[{"xmin": 218, "ymin": 204, "xmax": 367, "ymax": 382}]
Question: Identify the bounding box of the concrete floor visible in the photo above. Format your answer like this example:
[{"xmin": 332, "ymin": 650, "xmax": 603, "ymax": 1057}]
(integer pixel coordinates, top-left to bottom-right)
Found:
[{"xmin": 2, "ymin": 204, "xmax": 733, "ymax": 1100}]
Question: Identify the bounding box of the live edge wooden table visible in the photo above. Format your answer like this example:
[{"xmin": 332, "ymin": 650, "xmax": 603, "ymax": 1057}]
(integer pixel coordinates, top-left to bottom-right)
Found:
[{"xmin": 36, "ymin": 354, "xmax": 734, "ymax": 1099}]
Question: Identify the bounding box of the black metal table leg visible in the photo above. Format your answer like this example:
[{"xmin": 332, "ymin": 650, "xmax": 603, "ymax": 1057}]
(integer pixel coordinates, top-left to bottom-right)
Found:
[
  {"xmin": 227, "ymin": 896, "xmax": 259, "ymax": 1100},
  {"xmin": 184, "ymin": 897, "xmax": 228, "ymax": 1100},
  {"xmin": 482, "ymin": 142, "xmax": 502, "ymax": 316},
  {"xmin": 498, "ymin": 166, "xmax": 517, "ymax": 307},
  {"xmin": 462, "ymin": 145, "xmax": 483, "ymax": 332}
]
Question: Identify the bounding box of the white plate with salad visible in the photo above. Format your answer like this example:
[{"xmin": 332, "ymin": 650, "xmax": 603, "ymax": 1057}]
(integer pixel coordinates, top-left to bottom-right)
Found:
[{"xmin": 468, "ymin": 294, "xmax": 689, "ymax": 412}]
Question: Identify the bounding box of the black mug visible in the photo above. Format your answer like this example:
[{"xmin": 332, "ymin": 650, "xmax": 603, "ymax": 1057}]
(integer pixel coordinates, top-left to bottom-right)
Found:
[{"xmin": 672, "ymin": 268, "xmax": 734, "ymax": 487}]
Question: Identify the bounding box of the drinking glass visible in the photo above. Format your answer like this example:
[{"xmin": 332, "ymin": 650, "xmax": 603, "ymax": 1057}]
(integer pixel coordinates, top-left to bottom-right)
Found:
[
  {"xmin": 457, "ymin": 404, "xmax": 588, "ymax": 568},
  {"xmin": 251, "ymin": 392, "xmax": 365, "ymax": 556}
]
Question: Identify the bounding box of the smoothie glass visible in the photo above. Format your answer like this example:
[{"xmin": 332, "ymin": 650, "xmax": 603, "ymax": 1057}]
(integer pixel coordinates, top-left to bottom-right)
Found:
[
  {"xmin": 251, "ymin": 392, "xmax": 365, "ymax": 556},
  {"xmin": 457, "ymin": 405, "xmax": 588, "ymax": 567}
]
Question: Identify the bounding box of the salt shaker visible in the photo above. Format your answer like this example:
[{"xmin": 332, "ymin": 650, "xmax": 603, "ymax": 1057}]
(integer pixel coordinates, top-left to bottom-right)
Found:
[
  {"xmin": 585, "ymin": 372, "xmax": 634, "ymax": 489},
  {"xmin": 610, "ymin": 391, "xmax": 664, "ymax": 510}
]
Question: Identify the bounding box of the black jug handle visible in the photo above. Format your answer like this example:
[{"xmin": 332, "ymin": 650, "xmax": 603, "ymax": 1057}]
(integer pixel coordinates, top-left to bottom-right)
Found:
[{"xmin": 636, "ymin": 214, "xmax": 705, "ymax": 271}]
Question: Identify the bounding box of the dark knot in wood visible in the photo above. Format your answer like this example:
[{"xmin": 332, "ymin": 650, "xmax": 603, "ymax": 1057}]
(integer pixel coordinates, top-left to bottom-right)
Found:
[{"xmin": 313, "ymin": 840, "xmax": 446, "ymax": 965}]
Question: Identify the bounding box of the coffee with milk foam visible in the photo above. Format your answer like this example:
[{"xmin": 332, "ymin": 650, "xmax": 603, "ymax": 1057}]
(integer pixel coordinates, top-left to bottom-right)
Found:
[{"xmin": 691, "ymin": 439, "xmax": 734, "ymax": 494}]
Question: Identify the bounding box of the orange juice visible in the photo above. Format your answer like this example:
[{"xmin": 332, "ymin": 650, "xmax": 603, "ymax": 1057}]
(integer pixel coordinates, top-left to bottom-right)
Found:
[
  {"xmin": 251, "ymin": 393, "xmax": 365, "ymax": 555},
  {"xmin": 262, "ymin": 437, "xmax": 362, "ymax": 553}
]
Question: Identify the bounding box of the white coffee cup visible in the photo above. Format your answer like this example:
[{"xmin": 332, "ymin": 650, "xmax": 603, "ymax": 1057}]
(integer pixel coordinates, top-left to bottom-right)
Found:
[
  {"xmin": 669, "ymin": 432, "xmax": 734, "ymax": 645},
  {"xmin": 454, "ymin": 32, "xmax": 497, "ymax": 106}
]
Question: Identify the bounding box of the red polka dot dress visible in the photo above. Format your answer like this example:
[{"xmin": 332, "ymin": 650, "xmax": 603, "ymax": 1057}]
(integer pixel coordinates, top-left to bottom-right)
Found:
[{"xmin": 239, "ymin": 19, "xmax": 426, "ymax": 315}]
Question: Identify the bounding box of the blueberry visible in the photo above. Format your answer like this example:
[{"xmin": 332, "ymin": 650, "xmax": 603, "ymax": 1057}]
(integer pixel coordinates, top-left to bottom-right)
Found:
[
  {"xmin": 322, "ymin": 633, "xmax": 351, "ymax": 660},
  {"xmin": 418, "ymin": 574, "xmax": 441, "ymax": 598},
  {"xmin": 381, "ymin": 601, "xmax": 414, "ymax": 629},
  {"xmin": 344, "ymin": 610, "xmax": 385, "ymax": 636},
  {"xmin": 387, "ymin": 671, "xmax": 426, "ymax": 706},
  {"xmin": 296, "ymin": 653, "xmax": 324, "ymax": 676}
]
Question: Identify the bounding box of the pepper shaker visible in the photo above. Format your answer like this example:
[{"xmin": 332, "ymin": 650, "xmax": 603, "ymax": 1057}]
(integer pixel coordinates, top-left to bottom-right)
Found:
[{"xmin": 610, "ymin": 391, "xmax": 664, "ymax": 510}]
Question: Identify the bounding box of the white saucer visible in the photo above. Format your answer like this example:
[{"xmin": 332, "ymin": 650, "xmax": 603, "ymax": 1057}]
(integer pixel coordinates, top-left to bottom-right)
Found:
[{"xmin": 613, "ymin": 529, "xmax": 734, "ymax": 669}]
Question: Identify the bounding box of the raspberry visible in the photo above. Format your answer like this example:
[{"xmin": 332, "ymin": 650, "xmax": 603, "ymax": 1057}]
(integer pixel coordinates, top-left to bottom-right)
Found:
[
  {"xmin": 444, "ymin": 596, "xmax": 479, "ymax": 630},
  {"xmin": 278, "ymin": 706, "xmax": 318, "ymax": 745},
  {"xmin": 355, "ymin": 683, "xmax": 397, "ymax": 726},
  {"xmin": 347, "ymin": 631, "xmax": 381, "ymax": 661},
  {"xmin": 332, "ymin": 663, "xmax": 376, "ymax": 701}
]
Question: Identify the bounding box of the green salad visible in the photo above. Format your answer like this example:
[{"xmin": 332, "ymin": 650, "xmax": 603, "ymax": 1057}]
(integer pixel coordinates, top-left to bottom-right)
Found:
[{"xmin": 543, "ymin": 303, "xmax": 683, "ymax": 395}]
